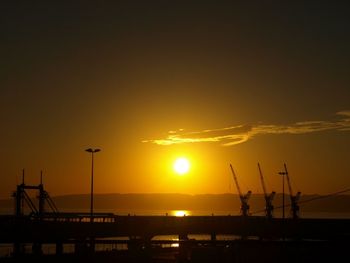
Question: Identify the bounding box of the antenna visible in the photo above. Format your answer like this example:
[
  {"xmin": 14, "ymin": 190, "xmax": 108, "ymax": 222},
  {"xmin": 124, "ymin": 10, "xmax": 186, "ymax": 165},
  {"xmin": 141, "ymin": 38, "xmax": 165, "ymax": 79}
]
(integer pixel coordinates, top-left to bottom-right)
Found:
[
  {"xmin": 40, "ymin": 170, "xmax": 43, "ymax": 185},
  {"xmin": 22, "ymin": 169, "xmax": 25, "ymax": 185}
]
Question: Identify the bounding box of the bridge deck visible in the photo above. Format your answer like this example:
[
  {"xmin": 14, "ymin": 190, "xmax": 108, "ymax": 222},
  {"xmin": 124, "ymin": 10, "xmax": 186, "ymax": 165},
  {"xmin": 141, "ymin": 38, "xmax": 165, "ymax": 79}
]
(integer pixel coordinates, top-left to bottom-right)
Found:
[{"xmin": 1, "ymin": 215, "xmax": 350, "ymax": 243}]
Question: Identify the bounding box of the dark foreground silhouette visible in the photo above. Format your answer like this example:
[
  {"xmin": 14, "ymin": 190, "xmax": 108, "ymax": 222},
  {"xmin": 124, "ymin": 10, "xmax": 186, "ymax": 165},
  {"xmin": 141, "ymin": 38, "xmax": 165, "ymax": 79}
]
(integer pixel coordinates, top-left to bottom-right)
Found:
[{"xmin": 1, "ymin": 239, "xmax": 349, "ymax": 263}]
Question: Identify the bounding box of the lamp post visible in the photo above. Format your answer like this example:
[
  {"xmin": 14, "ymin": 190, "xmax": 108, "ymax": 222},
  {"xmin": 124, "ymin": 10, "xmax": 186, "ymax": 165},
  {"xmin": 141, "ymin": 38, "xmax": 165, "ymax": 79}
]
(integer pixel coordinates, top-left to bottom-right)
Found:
[
  {"xmin": 278, "ymin": 171, "xmax": 286, "ymax": 220},
  {"xmin": 85, "ymin": 148, "xmax": 101, "ymax": 222}
]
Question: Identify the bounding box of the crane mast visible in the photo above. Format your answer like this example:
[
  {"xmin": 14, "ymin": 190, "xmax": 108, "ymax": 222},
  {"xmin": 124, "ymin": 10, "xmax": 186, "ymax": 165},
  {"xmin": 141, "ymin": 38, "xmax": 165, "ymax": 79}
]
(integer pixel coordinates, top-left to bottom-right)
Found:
[
  {"xmin": 229, "ymin": 164, "xmax": 251, "ymax": 217},
  {"xmin": 283, "ymin": 163, "xmax": 301, "ymax": 219},
  {"xmin": 258, "ymin": 163, "xmax": 275, "ymax": 219},
  {"xmin": 258, "ymin": 163, "xmax": 267, "ymax": 198}
]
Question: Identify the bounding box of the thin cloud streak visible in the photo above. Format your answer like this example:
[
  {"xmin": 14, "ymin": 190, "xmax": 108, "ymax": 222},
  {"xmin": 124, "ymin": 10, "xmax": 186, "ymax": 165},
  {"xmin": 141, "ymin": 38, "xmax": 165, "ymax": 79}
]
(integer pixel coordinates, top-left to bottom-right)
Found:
[{"xmin": 143, "ymin": 111, "xmax": 350, "ymax": 146}]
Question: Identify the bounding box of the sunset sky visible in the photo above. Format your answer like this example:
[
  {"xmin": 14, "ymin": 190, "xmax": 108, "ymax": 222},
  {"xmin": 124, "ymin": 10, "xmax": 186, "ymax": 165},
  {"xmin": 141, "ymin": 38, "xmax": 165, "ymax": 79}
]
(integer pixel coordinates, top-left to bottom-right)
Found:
[{"xmin": 1, "ymin": 1, "xmax": 350, "ymax": 199}]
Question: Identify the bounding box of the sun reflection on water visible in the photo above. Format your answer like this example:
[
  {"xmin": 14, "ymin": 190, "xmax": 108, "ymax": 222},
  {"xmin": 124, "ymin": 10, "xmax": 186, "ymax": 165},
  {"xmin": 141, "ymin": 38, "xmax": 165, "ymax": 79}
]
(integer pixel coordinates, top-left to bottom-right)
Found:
[{"xmin": 172, "ymin": 210, "xmax": 190, "ymax": 217}]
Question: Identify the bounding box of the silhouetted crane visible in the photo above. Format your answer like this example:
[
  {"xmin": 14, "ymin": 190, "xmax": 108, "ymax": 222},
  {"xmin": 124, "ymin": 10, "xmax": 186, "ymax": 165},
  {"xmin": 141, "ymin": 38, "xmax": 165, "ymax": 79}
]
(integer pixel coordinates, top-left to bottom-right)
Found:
[
  {"xmin": 258, "ymin": 163, "xmax": 275, "ymax": 219},
  {"xmin": 229, "ymin": 164, "xmax": 252, "ymax": 217},
  {"xmin": 283, "ymin": 163, "xmax": 301, "ymax": 219}
]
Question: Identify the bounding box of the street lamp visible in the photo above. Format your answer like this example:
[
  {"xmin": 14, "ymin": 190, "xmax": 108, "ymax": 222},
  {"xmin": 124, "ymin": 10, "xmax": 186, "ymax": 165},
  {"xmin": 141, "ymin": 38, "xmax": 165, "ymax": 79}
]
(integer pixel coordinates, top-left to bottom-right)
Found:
[
  {"xmin": 85, "ymin": 148, "xmax": 101, "ymax": 222},
  {"xmin": 278, "ymin": 170, "xmax": 286, "ymax": 220}
]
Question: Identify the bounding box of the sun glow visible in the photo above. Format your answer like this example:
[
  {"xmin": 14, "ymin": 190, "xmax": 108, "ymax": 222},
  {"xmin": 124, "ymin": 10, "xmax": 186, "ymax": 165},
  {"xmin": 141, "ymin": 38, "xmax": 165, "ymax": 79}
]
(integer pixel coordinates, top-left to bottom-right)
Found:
[
  {"xmin": 173, "ymin": 157, "xmax": 190, "ymax": 175},
  {"xmin": 172, "ymin": 210, "xmax": 189, "ymax": 217}
]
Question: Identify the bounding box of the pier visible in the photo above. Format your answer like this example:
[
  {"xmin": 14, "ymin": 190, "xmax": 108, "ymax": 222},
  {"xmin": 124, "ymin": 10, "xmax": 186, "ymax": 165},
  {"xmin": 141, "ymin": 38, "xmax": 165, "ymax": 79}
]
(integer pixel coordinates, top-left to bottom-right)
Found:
[
  {"xmin": 1, "ymin": 214, "xmax": 350, "ymax": 261},
  {"xmin": 1, "ymin": 214, "xmax": 350, "ymax": 244},
  {"xmin": 2, "ymin": 177, "xmax": 350, "ymax": 262}
]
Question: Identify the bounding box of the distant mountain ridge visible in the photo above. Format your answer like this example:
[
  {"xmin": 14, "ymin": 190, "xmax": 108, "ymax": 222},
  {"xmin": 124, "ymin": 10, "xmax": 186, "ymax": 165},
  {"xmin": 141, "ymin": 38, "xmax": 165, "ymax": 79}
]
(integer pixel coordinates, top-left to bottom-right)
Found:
[{"xmin": 1, "ymin": 193, "xmax": 350, "ymax": 214}]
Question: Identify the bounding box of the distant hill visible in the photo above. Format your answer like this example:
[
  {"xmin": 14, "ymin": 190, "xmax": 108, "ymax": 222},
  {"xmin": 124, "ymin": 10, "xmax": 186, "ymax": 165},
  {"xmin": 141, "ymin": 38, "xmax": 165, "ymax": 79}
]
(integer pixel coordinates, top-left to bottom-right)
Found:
[{"xmin": 1, "ymin": 193, "xmax": 350, "ymax": 215}]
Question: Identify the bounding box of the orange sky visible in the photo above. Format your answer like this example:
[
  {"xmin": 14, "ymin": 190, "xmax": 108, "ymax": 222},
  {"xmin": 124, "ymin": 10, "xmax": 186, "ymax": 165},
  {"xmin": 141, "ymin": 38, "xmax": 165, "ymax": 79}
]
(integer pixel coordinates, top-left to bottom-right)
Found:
[{"xmin": 1, "ymin": 1, "xmax": 350, "ymax": 199}]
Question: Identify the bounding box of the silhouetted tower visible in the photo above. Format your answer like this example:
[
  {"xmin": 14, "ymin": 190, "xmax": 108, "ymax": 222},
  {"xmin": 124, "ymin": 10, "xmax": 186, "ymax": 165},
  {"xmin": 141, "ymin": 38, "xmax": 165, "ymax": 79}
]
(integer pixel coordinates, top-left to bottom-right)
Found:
[
  {"xmin": 38, "ymin": 171, "xmax": 45, "ymax": 215},
  {"xmin": 258, "ymin": 163, "xmax": 276, "ymax": 219},
  {"xmin": 12, "ymin": 170, "xmax": 58, "ymax": 217},
  {"xmin": 283, "ymin": 164, "xmax": 301, "ymax": 219},
  {"xmin": 230, "ymin": 164, "xmax": 252, "ymax": 217},
  {"xmin": 13, "ymin": 169, "xmax": 25, "ymax": 216}
]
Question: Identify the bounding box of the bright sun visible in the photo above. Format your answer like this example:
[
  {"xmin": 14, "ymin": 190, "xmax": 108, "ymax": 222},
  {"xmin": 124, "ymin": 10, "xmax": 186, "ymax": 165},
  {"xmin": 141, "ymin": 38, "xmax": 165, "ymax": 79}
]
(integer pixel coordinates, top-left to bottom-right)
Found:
[{"xmin": 173, "ymin": 157, "xmax": 190, "ymax": 175}]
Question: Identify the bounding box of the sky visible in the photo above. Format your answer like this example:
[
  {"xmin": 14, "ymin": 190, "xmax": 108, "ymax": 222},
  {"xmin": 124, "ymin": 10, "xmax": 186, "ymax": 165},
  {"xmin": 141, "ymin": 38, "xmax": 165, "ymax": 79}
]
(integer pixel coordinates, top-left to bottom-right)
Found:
[{"xmin": 1, "ymin": 1, "xmax": 350, "ymax": 199}]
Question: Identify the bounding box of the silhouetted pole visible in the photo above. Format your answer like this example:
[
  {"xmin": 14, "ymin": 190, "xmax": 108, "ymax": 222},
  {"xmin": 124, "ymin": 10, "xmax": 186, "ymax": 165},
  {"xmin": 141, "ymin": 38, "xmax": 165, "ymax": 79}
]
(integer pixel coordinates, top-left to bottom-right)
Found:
[
  {"xmin": 278, "ymin": 170, "xmax": 286, "ymax": 220},
  {"xmin": 283, "ymin": 174, "xmax": 285, "ymax": 219},
  {"xmin": 278, "ymin": 169, "xmax": 287, "ymax": 241},
  {"xmin": 85, "ymin": 148, "xmax": 101, "ymax": 222}
]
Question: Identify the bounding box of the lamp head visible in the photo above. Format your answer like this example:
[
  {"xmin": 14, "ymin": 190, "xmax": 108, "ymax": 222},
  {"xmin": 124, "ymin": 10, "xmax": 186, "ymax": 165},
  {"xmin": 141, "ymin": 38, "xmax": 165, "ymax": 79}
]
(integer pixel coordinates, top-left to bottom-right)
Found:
[{"xmin": 85, "ymin": 148, "xmax": 101, "ymax": 153}]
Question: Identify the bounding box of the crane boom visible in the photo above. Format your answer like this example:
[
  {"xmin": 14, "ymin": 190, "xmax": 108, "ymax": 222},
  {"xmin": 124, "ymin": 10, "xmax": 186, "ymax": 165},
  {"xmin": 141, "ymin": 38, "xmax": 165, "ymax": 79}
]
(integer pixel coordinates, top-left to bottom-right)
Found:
[
  {"xmin": 229, "ymin": 164, "xmax": 251, "ymax": 217},
  {"xmin": 284, "ymin": 163, "xmax": 294, "ymax": 197},
  {"xmin": 283, "ymin": 163, "xmax": 301, "ymax": 219},
  {"xmin": 258, "ymin": 163, "xmax": 267, "ymax": 198},
  {"xmin": 230, "ymin": 164, "xmax": 243, "ymax": 198},
  {"xmin": 258, "ymin": 163, "xmax": 275, "ymax": 219}
]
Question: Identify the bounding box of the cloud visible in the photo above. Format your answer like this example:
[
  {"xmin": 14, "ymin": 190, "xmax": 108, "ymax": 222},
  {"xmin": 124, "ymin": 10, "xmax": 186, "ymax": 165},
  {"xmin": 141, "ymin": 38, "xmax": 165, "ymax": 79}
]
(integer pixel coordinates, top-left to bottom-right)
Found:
[{"xmin": 143, "ymin": 111, "xmax": 350, "ymax": 146}]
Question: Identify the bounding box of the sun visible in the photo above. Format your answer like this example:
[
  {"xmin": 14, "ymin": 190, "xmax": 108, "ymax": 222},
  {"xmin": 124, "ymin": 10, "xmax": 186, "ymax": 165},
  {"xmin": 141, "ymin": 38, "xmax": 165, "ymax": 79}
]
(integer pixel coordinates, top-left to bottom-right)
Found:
[{"xmin": 173, "ymin": 157, "xmax": 190, "ymax": 175}]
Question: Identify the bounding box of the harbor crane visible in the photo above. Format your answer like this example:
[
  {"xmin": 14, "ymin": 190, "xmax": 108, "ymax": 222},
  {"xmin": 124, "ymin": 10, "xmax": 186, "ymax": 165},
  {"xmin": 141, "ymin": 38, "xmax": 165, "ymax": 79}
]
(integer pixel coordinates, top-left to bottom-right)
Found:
[
  {"xmin": 280, "ymin": 163, "xmax": 301, "ymax": 219},
  {"xmin": 230, "ymin": 164, "xmax": 252, "ymax": 217},
  {"xmin": 258, "ymin": 163, "xmax": 276, "ymax": 219}
]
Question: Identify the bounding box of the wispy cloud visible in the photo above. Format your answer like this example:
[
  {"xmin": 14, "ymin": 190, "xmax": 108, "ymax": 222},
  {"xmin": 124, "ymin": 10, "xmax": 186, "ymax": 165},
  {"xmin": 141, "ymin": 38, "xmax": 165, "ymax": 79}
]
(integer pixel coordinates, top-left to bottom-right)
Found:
[{"xmin": 143, "ymin": 111, "xmax": 350, "ymax": 146}]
